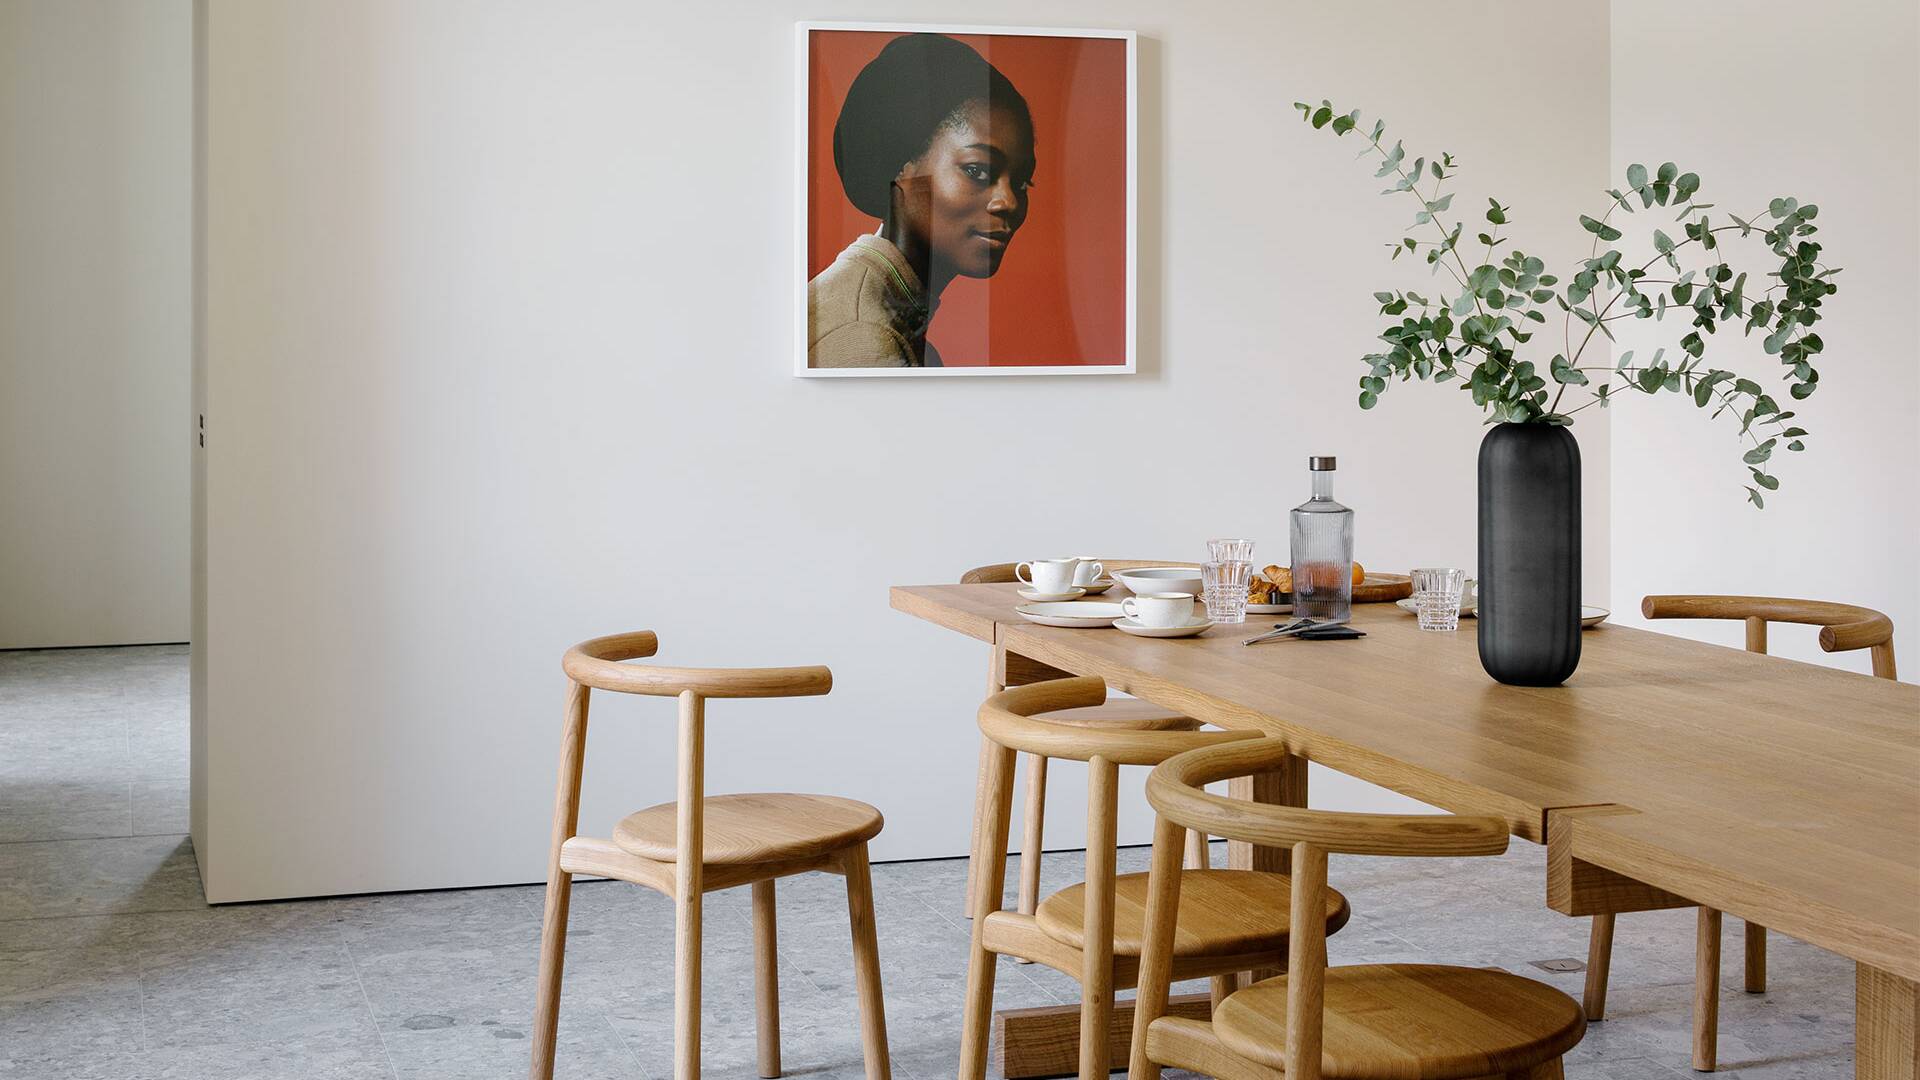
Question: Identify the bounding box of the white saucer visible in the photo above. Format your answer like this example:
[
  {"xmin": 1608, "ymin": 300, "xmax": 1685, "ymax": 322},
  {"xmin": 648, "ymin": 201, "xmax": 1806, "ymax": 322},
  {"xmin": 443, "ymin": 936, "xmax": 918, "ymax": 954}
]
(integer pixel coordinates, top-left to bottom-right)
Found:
[
  {"xmin": 1246, "ymin": 601, "xmax": 1293, "ymax": 615},
  {"xmin": 1075, "ymin": 579, "xmax": 1115, "ymax": 595},
  {"xmin": 1581, "ymin": 606, "xmax": 1610, "ymax": 628},
  {"xmin": 1113, "ymin": 615, "xmax": 1214, "ymax": 638},
  {"xmin": 1015, "ymin": 601, "xmax": 1126, "ymax": 628},
  {"xmin": 1018, "ymin": 586, "xmax": 1085, "ymax": 602}
]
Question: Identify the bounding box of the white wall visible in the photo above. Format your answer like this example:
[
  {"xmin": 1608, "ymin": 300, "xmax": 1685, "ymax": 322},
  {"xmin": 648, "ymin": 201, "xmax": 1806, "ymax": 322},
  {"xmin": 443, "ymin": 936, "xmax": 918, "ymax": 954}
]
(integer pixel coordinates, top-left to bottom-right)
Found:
[
  {"xmin": 196, "ymin": 0, "xmax": 1610, "ymax": 901},
  {"xmin": 0, "ymin": 0, "xmax": 192, "ymax": 649},
  {"xmin": 1610, "ymin": 1, "xmax": 1918, "ymax": 678}
]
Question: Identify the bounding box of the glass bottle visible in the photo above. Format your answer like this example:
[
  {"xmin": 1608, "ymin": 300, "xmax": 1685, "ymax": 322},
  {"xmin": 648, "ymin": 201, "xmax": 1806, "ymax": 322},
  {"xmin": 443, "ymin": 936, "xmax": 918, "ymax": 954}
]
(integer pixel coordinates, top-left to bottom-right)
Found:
[{"xmin": 1289, "ymin": 456, "xmax": 1354, "ymax": 624}]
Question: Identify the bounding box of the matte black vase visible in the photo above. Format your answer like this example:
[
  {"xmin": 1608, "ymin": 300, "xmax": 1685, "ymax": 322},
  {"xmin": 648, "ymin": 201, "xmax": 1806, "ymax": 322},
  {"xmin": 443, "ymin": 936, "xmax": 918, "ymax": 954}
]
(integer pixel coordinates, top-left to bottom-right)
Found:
[{"xmin": 1477, "ymin": 423, "xmax": 1582, "ymax": 686}]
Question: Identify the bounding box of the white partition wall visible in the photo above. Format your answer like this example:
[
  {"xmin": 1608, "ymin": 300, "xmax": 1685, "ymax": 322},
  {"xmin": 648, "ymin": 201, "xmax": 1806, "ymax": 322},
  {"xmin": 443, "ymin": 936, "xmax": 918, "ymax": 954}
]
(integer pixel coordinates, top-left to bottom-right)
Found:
[{"xmin": 193, "ymin": 0, "xmax": 1611, "ymax": 902}]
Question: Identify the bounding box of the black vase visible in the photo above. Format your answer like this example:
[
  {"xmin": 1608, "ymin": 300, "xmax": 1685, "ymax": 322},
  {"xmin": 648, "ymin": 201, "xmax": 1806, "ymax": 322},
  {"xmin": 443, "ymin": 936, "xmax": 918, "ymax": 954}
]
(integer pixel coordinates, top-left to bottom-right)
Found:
[{"xmin": 1477, "ymin": 423, "xmax": 1582, "ymax": 686}]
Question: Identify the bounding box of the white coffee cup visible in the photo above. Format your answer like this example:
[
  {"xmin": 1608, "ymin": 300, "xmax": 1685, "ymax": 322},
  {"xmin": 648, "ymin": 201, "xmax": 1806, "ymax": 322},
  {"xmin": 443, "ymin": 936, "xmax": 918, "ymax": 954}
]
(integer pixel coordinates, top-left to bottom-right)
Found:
[
  {"xmin": 1016, "ymin": 558, "xmax": 1079, "ymax": 594},
  {"xmin": 1071, "ymin": 557, "xmax": 1106, "ymax": 586},
  {"xmin": 1121, "ymin": 592, "xmax": 1196, "ymax": 628}
]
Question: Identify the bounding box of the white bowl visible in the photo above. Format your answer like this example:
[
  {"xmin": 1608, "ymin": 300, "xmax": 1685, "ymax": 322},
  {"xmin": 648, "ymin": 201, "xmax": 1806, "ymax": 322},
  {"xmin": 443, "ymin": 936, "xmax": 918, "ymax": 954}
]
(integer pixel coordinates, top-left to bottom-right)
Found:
[{"xmin": 1112, "ymin": 566, "xmax": 1204, "ymax": 598}]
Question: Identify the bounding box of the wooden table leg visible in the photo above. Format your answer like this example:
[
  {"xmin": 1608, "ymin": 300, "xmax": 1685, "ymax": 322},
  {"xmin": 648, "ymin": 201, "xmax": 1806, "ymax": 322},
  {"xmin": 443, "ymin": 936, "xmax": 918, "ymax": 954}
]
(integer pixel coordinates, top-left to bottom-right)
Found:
[
  {"xmin": 1858, "ymin": 963, "xmax": 1918, "ymax": 1080},
  {"xmin": 1227, "ymin": 755, "xmax": 1307, "ymax": 987},
  {"xmin": 993, "ymin": 993, "xmax": 1213, "ymax": 1080}
]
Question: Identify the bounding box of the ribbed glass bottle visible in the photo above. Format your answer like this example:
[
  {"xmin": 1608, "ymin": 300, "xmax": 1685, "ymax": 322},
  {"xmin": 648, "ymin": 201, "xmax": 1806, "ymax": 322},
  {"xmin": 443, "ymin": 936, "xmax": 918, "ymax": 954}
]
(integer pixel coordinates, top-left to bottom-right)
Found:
[{"xmin": 1289, "ymin": 456, "xmax": 1354, "ymax": 624}]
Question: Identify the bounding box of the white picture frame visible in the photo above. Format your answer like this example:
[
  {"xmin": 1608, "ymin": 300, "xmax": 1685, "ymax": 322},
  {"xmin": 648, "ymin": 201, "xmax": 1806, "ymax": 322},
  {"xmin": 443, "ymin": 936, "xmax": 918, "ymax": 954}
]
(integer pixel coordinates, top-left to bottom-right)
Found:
[{"xmin": 794, "ymin": 21, "xmax": 1138, "ymax": 378}]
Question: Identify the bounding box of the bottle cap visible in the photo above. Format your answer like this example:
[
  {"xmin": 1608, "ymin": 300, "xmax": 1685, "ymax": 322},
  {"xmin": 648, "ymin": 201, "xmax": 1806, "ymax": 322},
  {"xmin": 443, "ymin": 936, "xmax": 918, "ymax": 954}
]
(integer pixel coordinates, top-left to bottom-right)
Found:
[{"xmin": 1309, "ymin": 456, "xmax": 1337, "ymax": 471}]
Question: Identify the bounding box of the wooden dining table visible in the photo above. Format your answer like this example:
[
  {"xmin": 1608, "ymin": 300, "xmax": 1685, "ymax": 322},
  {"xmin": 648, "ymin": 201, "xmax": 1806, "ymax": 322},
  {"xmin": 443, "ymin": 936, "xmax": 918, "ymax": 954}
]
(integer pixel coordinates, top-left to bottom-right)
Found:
[{"xmin": 891, "ymin": 581, "xmax": 1920, "ymax": 1079}]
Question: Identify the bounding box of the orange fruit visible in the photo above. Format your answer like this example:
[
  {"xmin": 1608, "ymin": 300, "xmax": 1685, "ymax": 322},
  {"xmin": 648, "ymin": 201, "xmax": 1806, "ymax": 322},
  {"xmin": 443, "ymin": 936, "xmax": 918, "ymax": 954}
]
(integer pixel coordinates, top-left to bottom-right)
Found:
[{"xmin": 1352, "ymin": 561, "xmax": 1366, "ymax": 585}]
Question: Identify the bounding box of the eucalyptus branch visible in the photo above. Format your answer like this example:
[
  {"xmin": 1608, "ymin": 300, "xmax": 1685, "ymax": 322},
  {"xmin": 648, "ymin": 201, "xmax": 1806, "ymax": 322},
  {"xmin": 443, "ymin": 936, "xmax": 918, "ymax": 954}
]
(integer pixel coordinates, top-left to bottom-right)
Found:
[{"xmin": 1293, "ymin": 99, "xmax": 1839, "ymax": 506}]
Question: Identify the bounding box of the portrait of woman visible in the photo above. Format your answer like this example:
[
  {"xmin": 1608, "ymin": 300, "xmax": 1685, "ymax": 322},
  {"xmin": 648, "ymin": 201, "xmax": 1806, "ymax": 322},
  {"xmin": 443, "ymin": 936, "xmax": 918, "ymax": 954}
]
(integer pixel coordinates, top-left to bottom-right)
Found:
[{"xmin": 798, "ymin": 25, "xmax": 1134, "ymax": 376}]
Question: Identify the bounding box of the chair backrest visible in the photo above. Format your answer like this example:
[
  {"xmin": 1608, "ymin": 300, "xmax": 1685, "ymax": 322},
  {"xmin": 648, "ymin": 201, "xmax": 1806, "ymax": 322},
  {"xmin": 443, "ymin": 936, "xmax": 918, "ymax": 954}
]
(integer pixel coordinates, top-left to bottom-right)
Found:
[
  {"xmin": 555, "ymin": 631, "xmax": 833, "ymax": 864},
  {"xmin": 562, "ymin": 630, "xmax": 833, "ymax": 699},
  {"xmin": 1642, "ymin": 594, "xmax": 1897, "ymax": 680},
  {"xmin": 959, "ymin": 559, "xmax": 1197, "ymax": 585},
  {"xmin": 1140, "ymin": 738, "xmax": 1509, "ymax": 1080},
  {"xmin": 978, "ymin": 676, "xmax": 1258, "ymax": 767}
]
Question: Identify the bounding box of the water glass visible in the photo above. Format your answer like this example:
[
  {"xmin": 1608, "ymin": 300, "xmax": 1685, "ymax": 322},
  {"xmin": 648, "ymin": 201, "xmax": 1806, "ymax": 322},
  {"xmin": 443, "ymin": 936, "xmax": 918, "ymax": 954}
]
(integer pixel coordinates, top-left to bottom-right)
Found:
[
  {"xmin": 1202, "ymin": 560, "xmax": 1252, "ymax": 624},
  {"xmin": 1207, "ymin": 537, "xmax": 1256, "ymax": 564},
  {"xmin": 1411, "ymin": 567, "xmax": 1467, "ymax": 632}
]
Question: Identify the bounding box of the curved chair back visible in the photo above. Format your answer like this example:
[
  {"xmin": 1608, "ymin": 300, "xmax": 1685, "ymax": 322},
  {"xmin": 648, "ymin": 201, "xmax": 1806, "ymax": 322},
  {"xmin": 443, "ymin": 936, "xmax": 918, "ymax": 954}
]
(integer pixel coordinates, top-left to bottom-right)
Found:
[
  {"xmin": 1642, "ymin": 594, "xmax": 1896, "ymax": 680},
  {"xmin": 563, "ymin": 630, "xmax": 833, "ymax": 699},
  {"xmin": 1130, "ymin": 738, "xmax": 1510, "ymax": 1080},
  {"xmin": 959, "ymin": 558, "xmax": 1198, "ymax": 585},
  {"xmin": 1147, "ymin": 738, "xmax": 1509, "ymax": 859},
  {"xmin": 978, "ymin": 677, "xmax": 1258, "ymax": 766}
]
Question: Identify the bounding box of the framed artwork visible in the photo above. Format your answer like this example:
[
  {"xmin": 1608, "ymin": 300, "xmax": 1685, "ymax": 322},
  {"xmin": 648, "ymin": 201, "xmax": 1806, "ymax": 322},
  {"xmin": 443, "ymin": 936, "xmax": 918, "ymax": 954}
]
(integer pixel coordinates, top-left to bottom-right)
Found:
[{"xmin": 795, "ymin": 22, "xmax": 1136, "ymax": 377}]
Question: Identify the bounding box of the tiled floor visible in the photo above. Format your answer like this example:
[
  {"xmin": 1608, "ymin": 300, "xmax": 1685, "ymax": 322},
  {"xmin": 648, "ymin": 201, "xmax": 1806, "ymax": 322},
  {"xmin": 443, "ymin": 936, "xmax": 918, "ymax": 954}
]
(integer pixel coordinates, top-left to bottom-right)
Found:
[{"xmin": 1, "ymin": 646, "xmax": 1857, "ymax": 1079}]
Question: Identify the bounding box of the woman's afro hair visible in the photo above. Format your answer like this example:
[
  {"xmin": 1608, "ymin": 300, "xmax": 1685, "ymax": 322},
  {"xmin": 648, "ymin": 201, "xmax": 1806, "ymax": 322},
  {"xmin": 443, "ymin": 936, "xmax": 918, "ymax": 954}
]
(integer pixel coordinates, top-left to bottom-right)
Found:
[{"xmin": 832, "ymin": 33, "xmax": 1031, "ymax": 219}]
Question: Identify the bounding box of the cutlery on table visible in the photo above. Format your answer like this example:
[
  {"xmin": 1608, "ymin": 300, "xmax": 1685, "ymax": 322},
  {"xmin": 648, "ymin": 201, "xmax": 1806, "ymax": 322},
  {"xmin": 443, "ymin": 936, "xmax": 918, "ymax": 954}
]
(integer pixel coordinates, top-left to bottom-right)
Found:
[{"xmin": 1242, "ymin": 618, "xmax": 1317, "ymax": 646}]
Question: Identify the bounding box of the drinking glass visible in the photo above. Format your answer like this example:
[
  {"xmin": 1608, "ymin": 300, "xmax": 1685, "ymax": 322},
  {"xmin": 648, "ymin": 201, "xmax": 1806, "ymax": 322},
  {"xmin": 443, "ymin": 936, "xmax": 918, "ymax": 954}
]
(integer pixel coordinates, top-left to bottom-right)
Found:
[
  {"xmin": 1202, "ymin": 560, "xmax": 1252, "ymax": 624},
  {"xmin": 1207, "ymin": 537, "xmax": 1256, "ymax": 564},
  {"xmin": 1411, "ymin": 567, "xmax": 1467, "ymax": 632}
]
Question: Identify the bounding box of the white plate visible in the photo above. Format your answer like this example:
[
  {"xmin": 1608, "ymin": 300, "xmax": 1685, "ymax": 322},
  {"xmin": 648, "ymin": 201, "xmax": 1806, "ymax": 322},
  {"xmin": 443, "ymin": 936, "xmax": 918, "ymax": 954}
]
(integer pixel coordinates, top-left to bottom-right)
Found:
[
  {"xmin": 1246, "ymin": 601, "xmax": 1293, "ymax": 614},
  {"xmin": 1018, "ymin": 586, "xmax": 1085, "ymax": 602},
  {"xmin": 1393, "ymin": 599, "xmax": 1612, "ymax": 628},
  {"xmin": 1111, "ymin": 567, "xmax": 1204, "ymax": 598},
  {"xmin": 1015, "ymin": 601, "xmax": 1127, "ymax": 628},
  {"xmin": 1076, "ymin": 579, "xmax": 1115, "ymax": 595},
  {"xmin": 1114, "ymin": 615, "xmax": 1214, "ymax": 638}
]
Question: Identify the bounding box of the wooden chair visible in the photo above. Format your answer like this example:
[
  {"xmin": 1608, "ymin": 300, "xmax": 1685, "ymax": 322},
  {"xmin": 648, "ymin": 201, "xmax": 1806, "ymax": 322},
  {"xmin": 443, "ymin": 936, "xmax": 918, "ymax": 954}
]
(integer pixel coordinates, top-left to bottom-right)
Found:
[
  {"xmin": 959, "ymin": 560, "xmax": 1202, "ymax": 921},
  {"xmin": 1130, "ymin": 737, "xmax": 1586, "ymax": 1080},
  {"xmin": 1581, "ymin": 594, "xmax": 1898, "ymax": 1071},
  {"xmin": 961, "ymin": 676, "xmax": 1353, "ymax": 1080},
  {"xmin": 528, "ymin": 631, "xmax": 890, "ymax": 1080}
]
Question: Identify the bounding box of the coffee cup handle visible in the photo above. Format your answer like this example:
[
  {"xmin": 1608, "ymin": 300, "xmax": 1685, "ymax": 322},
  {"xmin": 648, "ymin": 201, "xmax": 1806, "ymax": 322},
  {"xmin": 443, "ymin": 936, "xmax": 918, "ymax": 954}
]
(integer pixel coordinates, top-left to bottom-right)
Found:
[
  {"xmin": 1015, "ymin": 562, "xmax": 1034, "ymax": 586},
  {"xmin": 1086, "ymin": 561, "xmax": 1104, "ymax": 581},
  {"xmin": 1121, "ymin": 597, "xmax": 1140, "ymax": 621}
]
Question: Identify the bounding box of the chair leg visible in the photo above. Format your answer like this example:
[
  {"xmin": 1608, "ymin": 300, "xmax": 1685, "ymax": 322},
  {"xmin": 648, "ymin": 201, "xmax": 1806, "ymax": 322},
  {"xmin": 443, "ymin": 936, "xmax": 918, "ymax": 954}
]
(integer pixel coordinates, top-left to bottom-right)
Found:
[
  {"xmin": 752, "ymin": 880, "xmax": 781, "ymax": 1078},
  {"xmin": 843, "ymin": 844, "xmax": 892, "ymax": 1080},
  {"xmin": 528, "ymin": 870, "xmax": 572, "ymax": 1080},
  {"xmin": 674, "ymin": 691, "xmax": 706, "ymax": 1080},
  {"xmin": 1017, "ymin": 753, "xmax": 1048, "ymax": 918},
  {"xmin": 1184, "ymin": 828, "xmax": 1210, "ymax": 869},
  {"xmin": 964, "ymin": 732, "xmax": 992, "ymax": 918},
  {"xmin": 1078, "ymin": 757, "xmax": 1121, "ymax": 1079},
  {"xmin": 961, "ymin": 743, "xmax": 1017, "ymax": 1080},
  {"xmin": 530, "ymin": 681, "xmax": 590, "ymax": 1080},
  {"xmin": 1583, "ymin": 913, "xmax": 1615, "ymax": 1021},
  {"xmin": 1694, "ymin": 907, "xmax": 1722, "ymax": 1072},
  {"xmin": 675, "ymin": 885, "xmax": 703, "ymax": 1080},
  {"xmin": 1744, "ymin": 920, "xmax": 1767, "ymax": 993},
  {"xmin": 1186, "ymin": 829, "xmax": 1236, "ymax": 1008}
]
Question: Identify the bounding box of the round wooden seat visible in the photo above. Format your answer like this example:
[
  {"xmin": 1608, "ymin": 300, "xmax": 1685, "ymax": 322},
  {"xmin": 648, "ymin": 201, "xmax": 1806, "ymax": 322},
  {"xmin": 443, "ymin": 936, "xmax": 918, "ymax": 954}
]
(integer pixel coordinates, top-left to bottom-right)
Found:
[
  {"xmin": 1212, "ymin": 963, "xmax": 1586, "ymax": 1079},
  {"xmin": 613, "ymin": 793, "xmax": 883, "ymax": 865},
  {"xmin": 1037, "ymin": 699, "xmax": 1200, "ymax": 731},
  {"xmin": 1034, "ymin": 869, "xmax": 1350, "ymax": 957}
]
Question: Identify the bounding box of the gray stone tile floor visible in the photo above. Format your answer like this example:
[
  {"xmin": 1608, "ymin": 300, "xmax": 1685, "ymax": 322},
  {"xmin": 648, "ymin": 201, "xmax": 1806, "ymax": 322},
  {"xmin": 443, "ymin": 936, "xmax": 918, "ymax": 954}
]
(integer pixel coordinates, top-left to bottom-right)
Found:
[{"xmin": 1, "ymin": 646, "xmax": 1857, "ymax": 1078}]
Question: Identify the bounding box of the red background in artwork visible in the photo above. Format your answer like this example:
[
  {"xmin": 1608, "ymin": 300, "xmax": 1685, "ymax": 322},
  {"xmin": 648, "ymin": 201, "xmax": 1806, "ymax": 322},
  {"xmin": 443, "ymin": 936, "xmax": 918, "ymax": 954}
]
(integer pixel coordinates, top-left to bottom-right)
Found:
[{"xmin": 807, "ymin": 30, "xmax": 1127, "ymax": 367}]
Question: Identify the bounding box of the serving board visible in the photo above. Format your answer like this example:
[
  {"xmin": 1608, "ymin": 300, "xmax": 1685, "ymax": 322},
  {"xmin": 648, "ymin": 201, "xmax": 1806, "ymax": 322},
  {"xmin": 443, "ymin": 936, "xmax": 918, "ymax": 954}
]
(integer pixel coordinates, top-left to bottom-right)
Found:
[{"xmin": 1264, "ymin": 572, "xmax": 1414, "ymax": 606}]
